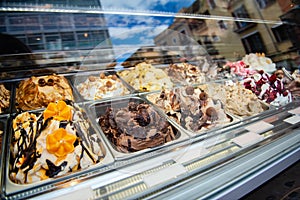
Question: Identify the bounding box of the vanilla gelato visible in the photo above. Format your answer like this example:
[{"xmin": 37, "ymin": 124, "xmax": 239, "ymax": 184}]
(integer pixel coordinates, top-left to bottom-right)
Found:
[
  {"xmin": 200, "ymin": 83, "xmax": 267, "ymax": 117},
  {"xmin": 118, "ymin": 62, "xmax": 174, "ymax": 92},
  {"xmin": 242, "ymin": 53, "xmax": 276, "ymax": 74},
  {"xmin": 76, "ymin": 73, "xmax": 130, "ymax": 100}
]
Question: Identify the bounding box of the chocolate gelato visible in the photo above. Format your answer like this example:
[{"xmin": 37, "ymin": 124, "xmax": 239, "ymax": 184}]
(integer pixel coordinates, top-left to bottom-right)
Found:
[{"xmin": 98, "ymin": 101, "xmax": 177, "ymax": 153}]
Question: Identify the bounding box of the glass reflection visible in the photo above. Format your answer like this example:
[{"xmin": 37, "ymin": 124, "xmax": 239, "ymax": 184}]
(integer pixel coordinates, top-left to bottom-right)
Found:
[{"xmin": 0, "ymin": 0, "xmax": 298, "ymax": 73}]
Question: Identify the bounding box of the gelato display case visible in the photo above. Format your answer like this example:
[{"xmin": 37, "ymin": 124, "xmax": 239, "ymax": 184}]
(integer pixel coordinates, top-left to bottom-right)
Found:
[{"xmin": 0, "ymin": 0, "xmax": 300, "ymax": 199}]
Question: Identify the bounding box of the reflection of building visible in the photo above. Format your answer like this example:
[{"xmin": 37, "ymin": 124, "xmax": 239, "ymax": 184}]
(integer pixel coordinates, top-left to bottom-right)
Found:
[
  {"xmin": 228, "ymin": 0, "xmax": 298, "ymax": 70},
  {"xmin": 0, "ymin": 1, "xmax": 111, "ymax": 52},
  {"xmin": 120, "ymin": 46, "xmax": 182, "ymax": 67},
  {"xmin": 155, "ymin": 0, "xmax": 299, "ymax": 69},
  {"xmin": 279, "ymin": 3, "xmax": 300, "ymax": 51}
]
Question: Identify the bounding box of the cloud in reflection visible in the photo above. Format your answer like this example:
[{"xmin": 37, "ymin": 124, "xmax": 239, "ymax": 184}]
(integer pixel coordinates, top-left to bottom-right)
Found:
[
  {"xmin": 100, "ymin": 0, "xmax": 195, "ymax": 46},
  {"xmin": 101, "ymin": 0, "xmax": 194, "ymax": 12}
]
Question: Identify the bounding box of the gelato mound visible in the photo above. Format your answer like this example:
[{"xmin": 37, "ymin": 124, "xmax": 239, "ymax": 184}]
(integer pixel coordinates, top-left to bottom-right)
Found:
[
  {"xmin": 287, "ymin": 79, "xmax": 300, "ymax": 99},
  {"xmin": 165, "ymin": 63, "xmax": 206, "ymax": 85},
  {"xmin": 147, "ymin": 86, "xmax": 232, "ymax": 133},
  {"xmin": 118, "ymin": 62, "xmax": 174, "ymax": 92},
  {"xmin": 76, "ymin": 73, "xmax": 130, "ymax": 100},
  {"xmin": 0, "ymin": 84, "xmax": 10, "ymax": 113},
  {"xmin": 224, "ymin": 60, "xmax": 256, "ymax": 77},
  {"xmin": 10, "ymin": 100, "xmax": 104, "ymax": 184},
  {"xmin": 242, "ymin": 53, "xmax": 276, "ymax": 74},
  {"xmin": 98, "ymin": 101, "xmax": 177, "ymax": 153},
  {"xmin": 16, "ymin": 74, "xmax": 74, "ymax": 111},
  {"xmin": 243, "ymin": 71, "xmax": 292, "ymax": 106},
  {"xmin": 287, "ymin": 70, "xmax": 300, "ymax": 99},
  {"xmin": 200, "ymin": 83, "xmax": 267, "ymax": 117}
]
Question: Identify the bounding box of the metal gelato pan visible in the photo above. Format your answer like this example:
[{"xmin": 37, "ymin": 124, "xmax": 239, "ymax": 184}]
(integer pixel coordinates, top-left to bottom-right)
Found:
[
  {"xmin": 0, "ymin": 116, "xmax": 9, "ymax": 196},
  {"xmin": 0, "ymin": 81, "xmax": 13, "ymax": 115},
  {"xmin": 145, "ymin": 86, "xmax": 241, "ymax": 137},
  {"xmin": 116, "ymin": 62, "xmax": 176, "ymax": 93},
  {"xmin": 4, "ymin": 102, "xmax": 114, "ymax": 197},
  {"xmin": 87, "ymin": 96, "xmax": 190, "ymax": 160},
  {"xmin": 70, "ymin": 70, "xmax": 134, "ymax": 103}
]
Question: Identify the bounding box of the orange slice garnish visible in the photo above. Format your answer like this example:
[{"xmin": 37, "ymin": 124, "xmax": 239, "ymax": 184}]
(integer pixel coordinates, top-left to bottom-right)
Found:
[
  {"xmin": 46, "ymin": 128, "xmax": 77, "ymax": 157},
  {"xmin": 43, "ymin": 101, "xmax": 71, "ymax": 121}
]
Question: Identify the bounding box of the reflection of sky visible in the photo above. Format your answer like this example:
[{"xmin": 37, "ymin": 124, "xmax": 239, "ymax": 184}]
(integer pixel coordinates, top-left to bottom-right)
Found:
[
  {"xmin": 101, "ymin": 0, "xmax": 194, "ymax": 12},
  {"xmin": 100, "ymin": 0, "xmax": 195, "ymax": 46}
]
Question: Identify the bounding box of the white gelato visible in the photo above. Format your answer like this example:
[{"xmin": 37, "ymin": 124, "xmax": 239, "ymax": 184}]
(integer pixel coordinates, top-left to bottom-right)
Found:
[
  {"xmin": 118, "ymin": 62, "xmax": 174, "ymax": 92},
  {"xmin": 242, "ymin": 53, "xmax": 276, "ymax": 74},
  {"xmin": 76, "ymin": 73, "xmax": 130, "ymax": 100}
]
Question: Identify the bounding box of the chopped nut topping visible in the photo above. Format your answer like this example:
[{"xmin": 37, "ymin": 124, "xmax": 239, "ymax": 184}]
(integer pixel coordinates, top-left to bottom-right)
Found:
[
  {"xmin": 199, "ymin": 92, "xmax": 208, "ymax": 101},
  {"xmin": 112, "ymin": 75, "xmax": 118, "ymax": 80},
  {"xmin": 100, "ymin": 73, "xmax": 105, "ymax": 79},
  {"xmin": 106, "ymin": 81, "xmax": 112, "ymax": 88},
  {"xmin": 88, "ymin": 76, "xmax": 96, "ymax": 82}
]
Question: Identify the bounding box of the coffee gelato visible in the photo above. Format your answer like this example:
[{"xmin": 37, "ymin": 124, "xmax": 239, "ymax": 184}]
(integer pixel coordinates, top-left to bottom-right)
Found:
[{"xmin": 16, "ymin": 74, "xmax": 74, "ymax": 111}]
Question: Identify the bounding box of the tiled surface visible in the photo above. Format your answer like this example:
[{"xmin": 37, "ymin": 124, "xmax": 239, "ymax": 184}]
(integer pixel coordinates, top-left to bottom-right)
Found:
[{"xmin": 241, "ymin": 160, "xmax": 300, "ymax": 200}]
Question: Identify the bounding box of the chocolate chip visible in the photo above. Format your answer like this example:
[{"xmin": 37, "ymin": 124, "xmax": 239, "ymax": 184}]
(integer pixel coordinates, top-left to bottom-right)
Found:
[
  {"xmin": 106, "ymin": 81, "xmax": 112, "ymax": 88},
  {"xmin": 199, "ymin": 92, "xmax": 208, "ymax": 100},
  {"xmin": 100, "ymin": 73, "xmax": 105, "ymax": 79},
  {"xmin": 159, "ymin": 90, "xmax": 166, "ymax": 99},
  {"xmin": 88, "ymin": 76, "xmax": 96, "ymax": 82},
  {"xmin": 206, "ymin": 107, "xmax": 217, "ymax": 118},
  {"xmin": 185, "ymin": 86, "xmax": 194, "ymax": 95},
  {"xmin": 190, "ymin": 66, "xmax": 197, "ymax": 72},
  {"xmin": 135, "ymin": 109, "xmax": 150, "ymax": 127},
  {"xmin": 38, "ymin": 78, "xmax": 46, "ymax": 86},
  {"xmin": 47, "ymin": 79, "xmax": 54, "ymax": 86}
]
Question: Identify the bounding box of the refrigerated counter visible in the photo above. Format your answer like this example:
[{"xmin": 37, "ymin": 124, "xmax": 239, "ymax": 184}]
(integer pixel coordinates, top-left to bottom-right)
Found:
[{"xmin": 0, "ymin": 0, "xmax": 300, "ymax": 199}]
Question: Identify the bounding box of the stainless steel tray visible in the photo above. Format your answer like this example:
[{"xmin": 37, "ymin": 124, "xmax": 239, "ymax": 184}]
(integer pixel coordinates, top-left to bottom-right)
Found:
[
  {"xmin": 4, "ymin": 103, "xmax": 114, "ymax": 195},
  {"xmin": 0, "ymin": 82, "xmax": 13, "ymax": 116},
  {"xmin": 87, "ymin": 96, "xmax": 190, "ymax": 160},
  {"xmin": 0, "ymin": 115, "xmax": 9, "ymax": 196}
]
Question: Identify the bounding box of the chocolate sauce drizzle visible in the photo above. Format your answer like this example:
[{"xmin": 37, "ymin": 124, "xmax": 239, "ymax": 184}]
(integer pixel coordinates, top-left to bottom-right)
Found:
[
  {"xmin": 12, "ymin": 115, "xmax": 46, "ymax": 183},
  {"xmin": 11, "ymin": 103, "xmax": 101, "ymax": 183},
  {"xmin": 45, "ymin": 159, "xmax": 67, "ymax": 178}
]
